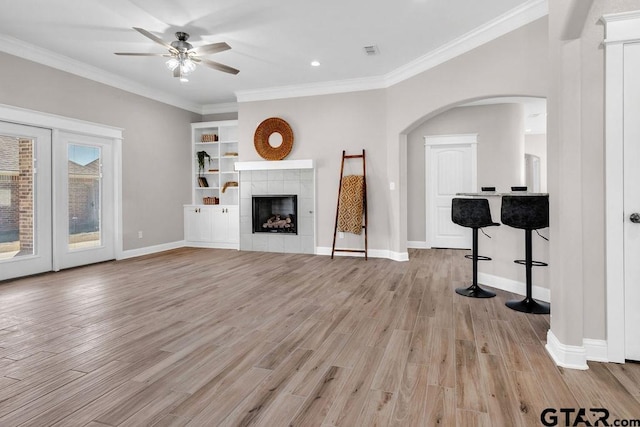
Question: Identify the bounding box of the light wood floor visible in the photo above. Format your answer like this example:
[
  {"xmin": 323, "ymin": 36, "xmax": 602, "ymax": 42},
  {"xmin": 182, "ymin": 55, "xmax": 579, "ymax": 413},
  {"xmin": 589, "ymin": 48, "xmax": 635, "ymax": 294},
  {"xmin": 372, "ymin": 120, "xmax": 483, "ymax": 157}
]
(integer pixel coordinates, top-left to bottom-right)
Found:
[{"xmin": 0, "ymin": 248, "xmax": 639, "ymax": 426}]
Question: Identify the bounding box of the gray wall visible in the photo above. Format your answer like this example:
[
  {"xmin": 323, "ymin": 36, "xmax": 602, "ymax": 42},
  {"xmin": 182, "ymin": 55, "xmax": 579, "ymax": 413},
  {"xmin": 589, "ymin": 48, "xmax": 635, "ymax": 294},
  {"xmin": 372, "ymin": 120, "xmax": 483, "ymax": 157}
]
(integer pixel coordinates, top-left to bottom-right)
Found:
[
  {"xmin": 407, "ymin": 103, "xmax": 526, "ymax": 242},
  {"xmin": 525, "ymin": 133, "xmax": 547, "ymax": 192},
  {"xmin": 239, "ymin": 90, "xmax": 388, "ymax": 251},
  {"xmin": 0, "ymin": 51, "xmax": 201, "ymax": 251}
]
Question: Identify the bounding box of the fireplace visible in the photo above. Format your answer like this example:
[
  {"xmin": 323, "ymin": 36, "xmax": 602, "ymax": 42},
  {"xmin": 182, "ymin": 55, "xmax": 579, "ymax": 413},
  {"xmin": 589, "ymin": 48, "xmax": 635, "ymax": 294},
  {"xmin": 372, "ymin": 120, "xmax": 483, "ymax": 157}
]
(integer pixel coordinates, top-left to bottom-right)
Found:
[{"xmin": 252, "ymin": 195, "xmax": 297, "ymax": 234}]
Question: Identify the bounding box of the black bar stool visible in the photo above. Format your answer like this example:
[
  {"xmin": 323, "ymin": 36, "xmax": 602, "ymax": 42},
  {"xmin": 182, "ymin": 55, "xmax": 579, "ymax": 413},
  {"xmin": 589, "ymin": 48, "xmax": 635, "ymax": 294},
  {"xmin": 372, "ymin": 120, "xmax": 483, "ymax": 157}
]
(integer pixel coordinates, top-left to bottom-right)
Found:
[
  {"xmin": 451, "ymin": 198, "xmax": 500, "ymax": 298},
  {"xmin": 500, "ymin": 195, "xmax": 550, "ymax": 314}
]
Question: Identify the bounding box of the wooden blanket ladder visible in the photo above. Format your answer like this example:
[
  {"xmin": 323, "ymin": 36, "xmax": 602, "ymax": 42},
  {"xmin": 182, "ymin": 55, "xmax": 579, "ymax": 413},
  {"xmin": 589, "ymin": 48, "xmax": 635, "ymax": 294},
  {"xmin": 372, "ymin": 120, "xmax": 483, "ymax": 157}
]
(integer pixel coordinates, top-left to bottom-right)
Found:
[{"xmin": 331, "ymin": 149, "xmax": 368, "ymax": 260}]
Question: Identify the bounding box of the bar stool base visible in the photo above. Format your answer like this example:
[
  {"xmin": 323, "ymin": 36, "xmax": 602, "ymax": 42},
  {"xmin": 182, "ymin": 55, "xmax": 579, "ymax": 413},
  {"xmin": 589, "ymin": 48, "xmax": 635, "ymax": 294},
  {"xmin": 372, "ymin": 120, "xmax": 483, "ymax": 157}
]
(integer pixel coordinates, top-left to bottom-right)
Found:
[
  {"xmin": 456, "ymin": 285, "xmax": 496, "ymax": 298},
  {"xmin": 505, "ymin": 298, "xmax": 550, "ymax": 314}
]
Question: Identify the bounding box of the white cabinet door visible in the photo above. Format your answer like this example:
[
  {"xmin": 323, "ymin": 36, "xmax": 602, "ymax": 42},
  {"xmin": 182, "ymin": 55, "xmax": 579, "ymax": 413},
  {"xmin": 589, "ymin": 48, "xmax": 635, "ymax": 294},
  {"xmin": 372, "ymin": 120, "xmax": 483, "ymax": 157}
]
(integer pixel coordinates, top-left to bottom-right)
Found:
[
  {"xmin": 226, "ymin": 206, "xmax": 239, "ymax": 244},
  {"xmin": 211, "ymin": 205, "xmax": 239, "ymax": 244},
  {"xmin": 184, "ymin": 206, "xmax": 213, "ymax": 243},
  {"xmin": 211, "ymin": 206, "xmax": 228, "ymax": 243}
]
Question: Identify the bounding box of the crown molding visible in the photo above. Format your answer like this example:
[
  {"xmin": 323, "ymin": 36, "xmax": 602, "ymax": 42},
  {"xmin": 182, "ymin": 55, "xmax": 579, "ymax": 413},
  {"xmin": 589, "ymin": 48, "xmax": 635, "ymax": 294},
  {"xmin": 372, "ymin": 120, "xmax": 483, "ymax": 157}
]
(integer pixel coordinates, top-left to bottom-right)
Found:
[
  {"xmin": 0, "ymin": 34, "xmax": 203, "ymax": 114},
  {"xmin": 235, "ymin": 75, "xmax": 386, "ymax": 103},
  {"xmin": 237, "ymin": 0, "xmax": 548, "ymax": 103},
  {"xmin": 201, "ymin": 102, "xmax": 239, "ymax": 114}
]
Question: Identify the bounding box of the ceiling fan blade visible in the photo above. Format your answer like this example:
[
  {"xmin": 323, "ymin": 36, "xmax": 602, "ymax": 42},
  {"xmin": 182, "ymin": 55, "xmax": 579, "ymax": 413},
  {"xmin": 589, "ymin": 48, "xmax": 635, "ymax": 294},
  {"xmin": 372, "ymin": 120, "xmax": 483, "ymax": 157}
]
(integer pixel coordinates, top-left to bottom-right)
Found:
[
  {"xmin": 132, "ymin": 27, "xmax": 177, "ymax": 53},
  {"xmin": 198, "ymin": 58, "xmax": 240, "ymax": 75},
  {"xmin": 191, "ymin": 42, "xmax": 231, "ymax": 56},
  {"xmin": 114, "ymin": 52, "xmax": 169, "ymax": 56}
]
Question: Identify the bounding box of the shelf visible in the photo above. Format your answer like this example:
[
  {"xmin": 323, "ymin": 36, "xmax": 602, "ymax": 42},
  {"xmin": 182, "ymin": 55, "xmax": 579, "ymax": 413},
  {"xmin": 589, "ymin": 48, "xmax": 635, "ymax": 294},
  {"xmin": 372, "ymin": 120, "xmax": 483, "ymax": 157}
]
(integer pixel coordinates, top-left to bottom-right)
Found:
[
  {"xmin": 235, "ymin": 159, "xmax": 314, "ymax": 170},
  {"xmin": 191, "ymin": 120, "xmax": 239, "ymax": 212}
]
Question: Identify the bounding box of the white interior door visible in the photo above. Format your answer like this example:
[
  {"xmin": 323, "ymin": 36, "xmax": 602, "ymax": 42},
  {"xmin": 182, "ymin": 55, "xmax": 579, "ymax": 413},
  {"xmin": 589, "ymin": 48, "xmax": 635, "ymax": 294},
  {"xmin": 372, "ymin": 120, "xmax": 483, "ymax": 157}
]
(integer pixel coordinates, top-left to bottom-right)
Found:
[
  {"xmin": 0, "ymin": 122, "xmax": 52, "ymax": 281},
  {"xmin": 623, "ymin": 42, "xmax": 640, "ymax": 361},
  {"xmin": 425, "ymin": 134, "xmax": 477, "ymax": 249},
  {"xmin": 54, "ymin": 132, "xmax": 115, "ymax": 270}
]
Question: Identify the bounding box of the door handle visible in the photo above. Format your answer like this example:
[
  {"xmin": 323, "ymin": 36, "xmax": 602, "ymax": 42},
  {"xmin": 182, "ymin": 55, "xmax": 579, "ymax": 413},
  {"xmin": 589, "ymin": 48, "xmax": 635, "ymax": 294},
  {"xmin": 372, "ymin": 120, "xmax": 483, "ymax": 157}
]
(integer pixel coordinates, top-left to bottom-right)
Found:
[{"xmin": 631, "ymin": 213, "xmax": 640, "ymax": 223}]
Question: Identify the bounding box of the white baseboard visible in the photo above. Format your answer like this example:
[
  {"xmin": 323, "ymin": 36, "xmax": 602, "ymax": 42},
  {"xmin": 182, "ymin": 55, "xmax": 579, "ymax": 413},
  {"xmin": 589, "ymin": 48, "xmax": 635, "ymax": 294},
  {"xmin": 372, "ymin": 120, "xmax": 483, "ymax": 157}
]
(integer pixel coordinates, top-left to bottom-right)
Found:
[
  {"xmin": 118, "ymin": 240, "xmax": 185, "ymax": 260},
  {"xmin": 316, "ymin": 247, "xmax": 409, "ymax": 262},
  {"xmin": 477, "ymin": 272, "xmax": 550, "ymax": 302},
  {"xmin": 407, "ymin": 241, "xmax": 429, "ymax": 249},
  {"xmin": 545, "ymin": 330, "xmax": 588, "ymax": 370},
  {"xmin": 584, "ymin": 338, "xmax": 608, "ymax": 363}
]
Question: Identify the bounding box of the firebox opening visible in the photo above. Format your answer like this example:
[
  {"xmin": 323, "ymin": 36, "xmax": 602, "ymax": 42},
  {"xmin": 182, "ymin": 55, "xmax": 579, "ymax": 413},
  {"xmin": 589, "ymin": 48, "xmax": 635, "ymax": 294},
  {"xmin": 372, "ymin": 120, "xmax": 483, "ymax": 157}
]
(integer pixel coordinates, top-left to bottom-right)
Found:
[{"xmin": 252, "ymin": 195, "xmax": 297, "ymax": 234}]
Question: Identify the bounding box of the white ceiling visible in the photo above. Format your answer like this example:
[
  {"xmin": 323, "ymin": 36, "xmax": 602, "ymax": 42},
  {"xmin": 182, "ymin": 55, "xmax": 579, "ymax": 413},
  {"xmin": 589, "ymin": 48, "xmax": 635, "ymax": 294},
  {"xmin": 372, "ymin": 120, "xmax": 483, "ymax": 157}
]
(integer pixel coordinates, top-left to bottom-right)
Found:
[{"xmin": 0, "ymin": 0, "xmax": 545, "ymax": 113}]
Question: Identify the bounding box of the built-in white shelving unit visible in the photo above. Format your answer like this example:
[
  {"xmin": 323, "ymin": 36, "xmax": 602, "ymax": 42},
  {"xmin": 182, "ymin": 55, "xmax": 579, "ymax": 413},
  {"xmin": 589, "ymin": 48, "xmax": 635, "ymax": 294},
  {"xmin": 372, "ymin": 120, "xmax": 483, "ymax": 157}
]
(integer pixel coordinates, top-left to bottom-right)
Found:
[{"xmin": 184, "ymin": 120, "xmax": 239, "ymax": 249}]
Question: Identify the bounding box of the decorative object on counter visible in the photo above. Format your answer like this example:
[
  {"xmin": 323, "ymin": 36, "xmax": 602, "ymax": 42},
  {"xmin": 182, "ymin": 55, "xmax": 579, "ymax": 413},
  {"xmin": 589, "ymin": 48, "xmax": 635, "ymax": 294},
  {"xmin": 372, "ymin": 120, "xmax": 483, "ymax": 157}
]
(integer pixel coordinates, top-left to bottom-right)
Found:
[
  {"xmin": 197, "ymin": 177, "xmax": 209, "ymax": 188},
  {"xmin": 221, "ymin": 181, "xmax": 238, "ymax": 193},
  {"xmin": 201, "ymin": 133, "xmax": 218, "ymax": 142},
  {"xmin": 196, "ymin": 150, "xmax": 212, "ymax": 176},
  {"xmin": 223, "ymin": 152, "xmax": 238, "ymax": 157},
  {"xmin": 501, "ymin": 195, "xmax": 550, "ymax": 314},
  {"xmin": 203, "ymin": 197, "xmax": 219, "ymax": 205},
  {"xmin": 451, "ymin": 198, "xmax": 500, "ymax": 298},
  {"xmin": 254, "ymin": 117, "xmax": 294, "ymax": 160},
  {"xmin": 511, "ymin": 186, "xmax": 527, "ymax": 191},
  {"xmin": 332, "ymin": 150, "xmax": 368, "ymax": 260}
]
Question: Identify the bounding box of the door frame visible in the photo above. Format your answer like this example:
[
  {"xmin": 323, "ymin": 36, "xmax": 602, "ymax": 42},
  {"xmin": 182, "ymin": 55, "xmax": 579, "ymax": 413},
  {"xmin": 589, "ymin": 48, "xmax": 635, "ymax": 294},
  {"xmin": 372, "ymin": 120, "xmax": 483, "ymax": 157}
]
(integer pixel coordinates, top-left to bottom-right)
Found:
[
  {"xmin": 424, "ymin": 134, "xmax": 478, "ymax": 248},
  {"xmin": 603, "ymin": 11, "xmax": 640, "ymax": 363},
  {"xmin": 0, "ymin": 103, "xmax": 123, "ymax": 269}
]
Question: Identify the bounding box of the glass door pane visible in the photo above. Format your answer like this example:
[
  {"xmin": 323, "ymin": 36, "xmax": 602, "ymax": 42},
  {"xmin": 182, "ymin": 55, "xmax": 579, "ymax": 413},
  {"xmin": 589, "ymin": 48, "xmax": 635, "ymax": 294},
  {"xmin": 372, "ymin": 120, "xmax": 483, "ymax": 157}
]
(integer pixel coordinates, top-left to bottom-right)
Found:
[
  {"xmin": 0, "ymin": 122, "xmax": 52, "ymax": 281},
  {"xmin": 0, "ymin": 135, "xmax": 35, "ymax": 259},
  {"xmin": 67, "ymin": 144, "xmax": 101, "ymax": 250}
]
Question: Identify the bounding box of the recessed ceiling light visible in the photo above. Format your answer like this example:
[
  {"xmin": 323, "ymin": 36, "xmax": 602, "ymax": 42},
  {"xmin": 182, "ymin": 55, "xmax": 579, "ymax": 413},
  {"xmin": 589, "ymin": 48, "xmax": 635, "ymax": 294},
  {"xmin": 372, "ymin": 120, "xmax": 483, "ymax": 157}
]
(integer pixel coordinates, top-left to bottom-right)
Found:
[
  {"xmin": 525, "ymin": 128, "xmax": 532, "ymax": 133},
  {"xmin": 311, "ymin": 60, "xmax": 320, "ymax": 67}
]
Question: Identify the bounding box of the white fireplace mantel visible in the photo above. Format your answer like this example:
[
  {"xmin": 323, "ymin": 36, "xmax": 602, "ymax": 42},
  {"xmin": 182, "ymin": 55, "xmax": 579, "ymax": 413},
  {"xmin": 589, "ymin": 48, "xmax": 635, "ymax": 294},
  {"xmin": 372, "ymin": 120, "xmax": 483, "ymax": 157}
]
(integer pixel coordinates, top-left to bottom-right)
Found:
[{"xmin": 235, "ymin": 159, "xmax": 314, "ymax": 171}]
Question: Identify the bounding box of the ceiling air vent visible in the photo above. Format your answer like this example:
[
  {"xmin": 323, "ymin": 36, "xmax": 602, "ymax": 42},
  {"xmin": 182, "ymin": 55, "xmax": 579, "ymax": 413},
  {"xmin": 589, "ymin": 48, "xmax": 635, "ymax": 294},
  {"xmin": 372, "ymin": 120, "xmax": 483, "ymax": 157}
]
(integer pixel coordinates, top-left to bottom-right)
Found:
[{"xmin": 363, "ymin": 45, "xmax": 379, "ymax": 56}]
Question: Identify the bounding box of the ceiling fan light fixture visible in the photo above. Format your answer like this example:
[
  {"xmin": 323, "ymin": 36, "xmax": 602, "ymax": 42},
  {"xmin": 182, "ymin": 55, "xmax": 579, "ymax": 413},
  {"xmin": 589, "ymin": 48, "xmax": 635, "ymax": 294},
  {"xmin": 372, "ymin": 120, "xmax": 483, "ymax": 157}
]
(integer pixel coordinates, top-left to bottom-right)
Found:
[
  {"xmin": 166, "ymin": 58, "xmax": 179, "ymax": 71},
  {"xmin": 181, "ymin": 58, "xmax": 196, "ymax": 75}
]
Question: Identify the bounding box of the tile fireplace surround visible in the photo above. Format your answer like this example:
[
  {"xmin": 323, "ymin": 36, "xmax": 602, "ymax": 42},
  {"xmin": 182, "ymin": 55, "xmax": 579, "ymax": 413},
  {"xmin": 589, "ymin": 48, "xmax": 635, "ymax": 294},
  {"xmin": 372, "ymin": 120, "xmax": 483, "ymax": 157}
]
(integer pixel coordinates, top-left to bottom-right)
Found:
[{"xmin": 236, "ymin": 160, "xmax": 315, "ymax": 254}]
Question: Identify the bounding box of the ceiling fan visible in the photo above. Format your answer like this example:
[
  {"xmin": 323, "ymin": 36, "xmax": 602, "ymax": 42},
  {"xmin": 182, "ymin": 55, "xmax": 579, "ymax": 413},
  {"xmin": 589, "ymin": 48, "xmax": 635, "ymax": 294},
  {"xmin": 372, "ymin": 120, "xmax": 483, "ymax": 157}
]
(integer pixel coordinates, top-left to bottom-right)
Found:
[{"xmin": 115, "ymin": 27, "xmax": 239, "ymax": 81}]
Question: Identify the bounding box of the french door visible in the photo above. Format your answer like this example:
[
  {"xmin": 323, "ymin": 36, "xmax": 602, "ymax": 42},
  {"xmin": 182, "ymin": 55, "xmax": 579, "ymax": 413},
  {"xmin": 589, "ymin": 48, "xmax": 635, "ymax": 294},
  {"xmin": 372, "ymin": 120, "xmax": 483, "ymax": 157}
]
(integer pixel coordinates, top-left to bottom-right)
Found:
[
  {"xmin": 0, "ymin": 124, "xmax": 115, "ymax": 281},
  {"xmin": 0, "ymin": 122, "xmax": 52, "ymax": 280},
  {"xmin": 54, "ymin": 132, "xmax": 114, "ymax": 270}
]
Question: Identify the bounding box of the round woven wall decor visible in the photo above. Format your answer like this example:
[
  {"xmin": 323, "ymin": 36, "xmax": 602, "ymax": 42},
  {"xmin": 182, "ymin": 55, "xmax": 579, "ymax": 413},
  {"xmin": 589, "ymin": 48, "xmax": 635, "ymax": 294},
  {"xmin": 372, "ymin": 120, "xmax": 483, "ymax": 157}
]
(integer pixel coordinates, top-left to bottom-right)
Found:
[{"xmin": 254, "ymin": 117, "xmax": 294, "ymax": 160}]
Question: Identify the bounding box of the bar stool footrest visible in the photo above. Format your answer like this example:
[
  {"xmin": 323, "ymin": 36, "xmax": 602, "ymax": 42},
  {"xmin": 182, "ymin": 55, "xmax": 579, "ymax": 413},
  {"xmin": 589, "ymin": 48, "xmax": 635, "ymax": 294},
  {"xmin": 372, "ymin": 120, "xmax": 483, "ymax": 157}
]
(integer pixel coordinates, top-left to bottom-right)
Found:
[
  {"xmin": 514, "ymin": 259, "xmax": 548, "ymax": 267},
  {"xmin": 465, "ymin": 254, "xmax": 492, "ymax": 261}
]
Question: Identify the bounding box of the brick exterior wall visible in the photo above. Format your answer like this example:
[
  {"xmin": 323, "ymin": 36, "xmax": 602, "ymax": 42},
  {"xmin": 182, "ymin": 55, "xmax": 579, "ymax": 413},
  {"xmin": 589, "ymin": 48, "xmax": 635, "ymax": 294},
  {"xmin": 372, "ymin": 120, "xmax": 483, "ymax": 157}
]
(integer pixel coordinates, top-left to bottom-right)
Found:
[
  {"xmin": 0, "ymin": 174, "xmax": 19, "ymax": 235},
  {"xmin": 18, "ymin": 139, "xmax": 34, "ymax": 254}
]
